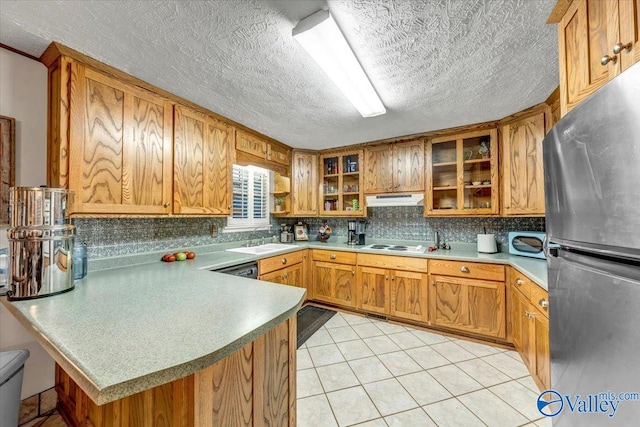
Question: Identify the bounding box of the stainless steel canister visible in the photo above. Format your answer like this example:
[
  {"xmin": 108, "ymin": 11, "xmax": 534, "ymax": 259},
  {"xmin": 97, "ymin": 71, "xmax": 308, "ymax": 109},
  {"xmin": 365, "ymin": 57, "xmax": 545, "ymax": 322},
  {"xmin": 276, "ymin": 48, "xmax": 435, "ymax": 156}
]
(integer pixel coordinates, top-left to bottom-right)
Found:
[
  {"xmin": 7, "ymin": 187, "xmax": 75, "ymax": 300},
  {"xmin": 9, "ymin": 187, "xmax": 71, "ymax": 227}
]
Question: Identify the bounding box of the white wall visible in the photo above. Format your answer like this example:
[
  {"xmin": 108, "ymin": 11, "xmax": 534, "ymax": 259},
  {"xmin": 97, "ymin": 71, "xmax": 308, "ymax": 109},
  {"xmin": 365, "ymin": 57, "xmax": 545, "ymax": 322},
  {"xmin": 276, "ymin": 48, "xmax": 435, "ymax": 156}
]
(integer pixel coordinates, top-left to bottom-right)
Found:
[{"xmin": 0, "ymin": 47, "xmax": 54, "ymax": 399}]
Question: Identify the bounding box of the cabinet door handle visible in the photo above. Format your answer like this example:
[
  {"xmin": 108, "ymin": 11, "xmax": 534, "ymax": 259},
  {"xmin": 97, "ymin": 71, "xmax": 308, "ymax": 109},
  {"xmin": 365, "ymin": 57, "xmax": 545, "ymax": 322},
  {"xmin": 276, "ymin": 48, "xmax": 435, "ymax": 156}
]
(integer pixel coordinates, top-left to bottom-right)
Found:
[
  {"xmin": 515, "ymin": 278, "xmax": 524, "ymax": 285},
  {"xmin": 539, "ymin": 298, "xmax": 549, "ymax": 309},
  {"xmin": 163, "ymin": 202, "xmax": 171, "ymax": 208},
  {"xmin": 330, "ymin": 254, "xmax": 336, "ymax": 259},
  {"xmin": 281, "ymin": 258, "xmax": 287, "ymax": 264},
  {"xmin": 601, "ymin": 54, "xmax": 617, "ymax": 66},
  {"xmin": 385, "ymin": 275, "xmax": 389, "ymax": 280},
  {"xmin": 352, "ymin": 270, "xmax": 355, "ymax": 275},
  {"xmin": 431, "ymin": 280, "xmax": 435, "ymax": 286},
  {"xmin": 391, "ymin": 276, "xmax": 395, "ymax": 281},
  {"xmin": 460, "ymin": 266, "xmax": 470, "ymax": 273},
  {"xmin": 613, "ymin": 42, "xmax": 632, "ymax": 54}
]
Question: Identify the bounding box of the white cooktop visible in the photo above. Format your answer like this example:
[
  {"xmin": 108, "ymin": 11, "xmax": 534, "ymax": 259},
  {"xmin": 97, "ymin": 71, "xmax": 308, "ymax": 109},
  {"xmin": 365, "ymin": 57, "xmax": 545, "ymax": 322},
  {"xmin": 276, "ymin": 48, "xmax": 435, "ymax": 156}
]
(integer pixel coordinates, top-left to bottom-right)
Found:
[{"xmin": 362, "ymin": 244, "xmax": 426, "ymax": 254}]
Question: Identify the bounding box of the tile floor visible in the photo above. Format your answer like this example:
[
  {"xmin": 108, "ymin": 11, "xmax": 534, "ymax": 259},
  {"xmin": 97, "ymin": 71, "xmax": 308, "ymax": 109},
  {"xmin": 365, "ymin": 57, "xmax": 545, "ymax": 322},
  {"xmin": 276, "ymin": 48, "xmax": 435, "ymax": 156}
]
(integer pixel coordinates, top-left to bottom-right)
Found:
[{"xmin": 297, "ymin": 311, "xmax": 552, "ymax": 427}]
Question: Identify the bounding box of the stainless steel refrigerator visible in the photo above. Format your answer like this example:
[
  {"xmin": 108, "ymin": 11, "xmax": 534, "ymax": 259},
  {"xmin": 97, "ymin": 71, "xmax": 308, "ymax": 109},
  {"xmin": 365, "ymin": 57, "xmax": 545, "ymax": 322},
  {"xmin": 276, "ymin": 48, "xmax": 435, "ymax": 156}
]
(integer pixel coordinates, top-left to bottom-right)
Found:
[{"xmin": 544, "ymin": 62, "xmax": 640, "ymax": 426}]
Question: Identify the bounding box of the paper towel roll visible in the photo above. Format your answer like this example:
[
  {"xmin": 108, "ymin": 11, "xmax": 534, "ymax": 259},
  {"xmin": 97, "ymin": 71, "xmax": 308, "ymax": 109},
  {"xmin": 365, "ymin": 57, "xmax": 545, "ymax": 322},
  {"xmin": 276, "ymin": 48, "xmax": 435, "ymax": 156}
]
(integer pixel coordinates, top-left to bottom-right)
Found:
[{"xmin": 477, "ymin": 234, "xmax": 498, "ymax": 253}]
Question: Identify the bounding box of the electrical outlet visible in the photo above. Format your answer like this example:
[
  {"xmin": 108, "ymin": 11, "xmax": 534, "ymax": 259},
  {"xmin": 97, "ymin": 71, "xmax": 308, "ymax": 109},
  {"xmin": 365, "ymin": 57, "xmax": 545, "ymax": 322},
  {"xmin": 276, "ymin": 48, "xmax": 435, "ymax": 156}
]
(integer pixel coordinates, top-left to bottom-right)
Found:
[{"xmin": 210, "ymin": 224, "xmax": 218, "ymax": 237}]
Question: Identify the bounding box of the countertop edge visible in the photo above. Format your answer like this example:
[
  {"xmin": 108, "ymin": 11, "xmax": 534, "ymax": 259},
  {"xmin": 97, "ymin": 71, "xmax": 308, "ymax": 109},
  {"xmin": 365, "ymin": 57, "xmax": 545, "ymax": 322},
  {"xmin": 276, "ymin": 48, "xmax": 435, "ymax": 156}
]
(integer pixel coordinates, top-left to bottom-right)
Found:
[{"xmin": 1, "ymin": 292, "xmax": 305, "ymax": 405}]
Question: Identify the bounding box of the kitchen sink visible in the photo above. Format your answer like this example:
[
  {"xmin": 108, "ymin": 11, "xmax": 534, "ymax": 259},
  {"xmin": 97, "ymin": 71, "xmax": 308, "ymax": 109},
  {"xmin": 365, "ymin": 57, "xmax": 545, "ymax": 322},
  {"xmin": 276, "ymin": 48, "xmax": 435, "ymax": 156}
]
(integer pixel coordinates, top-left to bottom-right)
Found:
[{"xmin": 226, "ymin": 243, "xmax": 296, "ymax": 255}]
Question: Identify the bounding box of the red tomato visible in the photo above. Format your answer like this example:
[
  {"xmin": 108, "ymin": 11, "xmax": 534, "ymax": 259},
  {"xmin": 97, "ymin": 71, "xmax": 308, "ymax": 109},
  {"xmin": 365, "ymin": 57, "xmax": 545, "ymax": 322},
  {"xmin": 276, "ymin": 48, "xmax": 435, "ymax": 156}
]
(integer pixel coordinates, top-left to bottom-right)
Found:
[
  {"xmin": 168, "ymin": 255, "xmax": 176, "ymax": 262},
  {"xmin": 186, "ymin": 252, "xmax": 196, "ymax": 259}
]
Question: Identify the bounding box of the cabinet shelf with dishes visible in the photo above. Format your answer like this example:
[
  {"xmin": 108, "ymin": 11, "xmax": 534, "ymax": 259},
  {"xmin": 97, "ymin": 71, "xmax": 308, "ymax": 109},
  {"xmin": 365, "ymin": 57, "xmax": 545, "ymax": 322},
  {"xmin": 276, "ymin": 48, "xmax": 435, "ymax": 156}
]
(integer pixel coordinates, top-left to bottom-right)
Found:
[
  {"xmin": 426, "ymin": 129, "xmax": 499, "ymax": 216},
  {"xmin": 319, "ymin": 150, "xmax": 365, "ymax": 216}
]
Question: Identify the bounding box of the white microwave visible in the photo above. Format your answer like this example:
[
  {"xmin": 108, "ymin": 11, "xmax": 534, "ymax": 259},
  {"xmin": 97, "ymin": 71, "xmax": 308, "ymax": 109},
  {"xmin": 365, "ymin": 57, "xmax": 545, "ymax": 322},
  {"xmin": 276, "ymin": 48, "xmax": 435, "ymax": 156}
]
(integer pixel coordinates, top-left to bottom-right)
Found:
[{"xmin": 508, "ymin": 231, "xmax": 546, "ymax": 259}]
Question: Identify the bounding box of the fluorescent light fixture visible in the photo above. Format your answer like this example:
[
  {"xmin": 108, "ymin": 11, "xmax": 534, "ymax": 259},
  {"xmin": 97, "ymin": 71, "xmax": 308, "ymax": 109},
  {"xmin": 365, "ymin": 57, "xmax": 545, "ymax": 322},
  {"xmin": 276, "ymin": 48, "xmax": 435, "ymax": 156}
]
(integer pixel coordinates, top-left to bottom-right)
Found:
[{"xmin": 293, "ymin": 9, "xmax": 386, "ymax": 117}]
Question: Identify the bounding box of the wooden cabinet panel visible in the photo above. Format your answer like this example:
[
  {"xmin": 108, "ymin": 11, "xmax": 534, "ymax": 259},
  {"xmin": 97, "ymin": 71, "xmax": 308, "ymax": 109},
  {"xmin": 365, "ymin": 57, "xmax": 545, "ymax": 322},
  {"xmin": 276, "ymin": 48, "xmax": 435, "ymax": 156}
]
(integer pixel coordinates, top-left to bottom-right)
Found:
[
  {"xmin": 312, "ymin": 250, "xmax": 357, "ymax": 265},
  {"xmin": 558, "ymin": 0, "xmax": 617, "ymax": 115},
  {"xmin": 313, "ymin": 261, "xmax": 357, "ymax": 308},
  {"xmin": 508, "ymin": 267, "xmax": 533, "ymax": 300},
  {"xmin": 259, "ymin": 251, "xmax": 305, "ymax": 275},
  {"xmin": 173, "ymin": 105, "xmax": 232, "ymax": 215},
  {"xmin": 429, "ymin": 259, "xmax": 505, "ymax": 282},
  {"xmin": 394, "ymin": 140, "xmax": 424, "ymax": 193},
  {"xmin": 532, "ymin": 307, "xmax": 551, "ymax": 390},
  {"xmin": 68, "ymin": 65, "xmax": 173, "ymax": 214},
  {"xmin": 364, "ymin": 145, "xmax": 392, "ymax": 193},
  {"xmin": 268, "ymin": 143, "xmax": 290, "ymax": 166},
  {"xmin": 292, "ymin": 151, "xmax": 318, "ymax": 216},
  {"xmin": 259, "ymin": 269, "xmax": 286, "ymax": 285},
  {"xmin": 390, "ymin": 270, "xmax": 428, "ymax": 322},
  {"xmin": 501, "ymin": 111, "xmax": 547, "ymax": 215},
  {"xmin": 511, "ymin": 285, "xmax": 534, "ymax": 369},
  {"xmin": 357, "ymin": 266, "xmax": 390, "ymax": 315},
  {"xmin": 236, "ymin": 130, "xmax": 267, "ymax": 158},
  {"xmin": 364, "ymin": 140, "xmax": 424, "ymax": 194},
  {"xmin": 430, "ymin": 275, "xmax": 506, "ymax": 339},
  {"xmin": 618, "ymin": 0, "xmax": 640, "ymax": 70},
  {"xmin": 530, "ymin": 285, "xmax": 550, "ymax": 318}
]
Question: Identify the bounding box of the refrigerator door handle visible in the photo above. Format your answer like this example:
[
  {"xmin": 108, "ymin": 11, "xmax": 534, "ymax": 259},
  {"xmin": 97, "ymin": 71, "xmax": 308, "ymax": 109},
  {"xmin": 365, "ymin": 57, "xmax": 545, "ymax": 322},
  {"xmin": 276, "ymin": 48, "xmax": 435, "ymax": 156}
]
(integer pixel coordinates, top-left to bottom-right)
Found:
[{"xmin": 544, "ymin": 239, "xmax": 561, "ymax": 258}]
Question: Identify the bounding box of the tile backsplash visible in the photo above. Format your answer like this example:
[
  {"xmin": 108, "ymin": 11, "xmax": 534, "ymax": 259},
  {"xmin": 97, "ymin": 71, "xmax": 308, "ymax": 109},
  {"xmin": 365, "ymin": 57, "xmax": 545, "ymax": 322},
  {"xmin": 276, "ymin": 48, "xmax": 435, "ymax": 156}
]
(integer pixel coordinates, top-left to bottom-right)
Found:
[{"xmin": 75, "ymin": 207, "xmax": 544, "ymax": 259}]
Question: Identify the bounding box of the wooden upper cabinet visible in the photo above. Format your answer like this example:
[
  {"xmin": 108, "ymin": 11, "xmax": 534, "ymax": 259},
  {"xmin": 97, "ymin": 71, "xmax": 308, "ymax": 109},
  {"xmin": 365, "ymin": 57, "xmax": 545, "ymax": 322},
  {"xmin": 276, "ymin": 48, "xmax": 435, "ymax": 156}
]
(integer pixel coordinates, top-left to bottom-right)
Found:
[
  {"xmin": 618, "ymin": 0, "xmax": 640, "ymax": 70},
  {"xmin": 173, "ymin": 105, "xmax": 233, "ymax": 215},
  {"xmin": 501, "ymin": 108, "xmax": 549, "ymax": 216},
  {"xmin": 364, "ymin": 145, "xmax": 392, "ymax": 193},
  {"xmin": 364, "ymin": 140, "xmax": 424, "ymax": 194},
  {"xmin": 236, "ymin": 130, "xmax": 267, "ymax": 158},
  {"xmin": 291, "ymin": 150, "xmax": 318, "ymax": 216},
  {"xmin": 66, "ymin": 64, "xmax": 173, "ymax": 215},
  {"xmin": 556, "ymin": 0, "xmax": 640, "ymax": 116},
  {"xmin": 319, "ymin": 150, "xmax": 365, "ymax": 216},
  {"xmin": 235, "ymin": 129, "xmax": 291, "ymax": 172},
  {"xmin": 425, "ymin": 129, "xmax": 499, "ymax": 216}
]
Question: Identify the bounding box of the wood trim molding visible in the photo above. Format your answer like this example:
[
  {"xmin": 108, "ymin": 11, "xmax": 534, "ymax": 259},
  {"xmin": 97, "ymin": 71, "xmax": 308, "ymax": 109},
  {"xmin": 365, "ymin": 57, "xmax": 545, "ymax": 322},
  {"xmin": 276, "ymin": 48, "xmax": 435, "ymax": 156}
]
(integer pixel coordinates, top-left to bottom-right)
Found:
[
  {"xmin": 547, "ymin": 0, "xmax": 574, "ymax": 24},
  {"xmin": 0, "ymin": 43, "xmax": 41, "ymax": 62}
]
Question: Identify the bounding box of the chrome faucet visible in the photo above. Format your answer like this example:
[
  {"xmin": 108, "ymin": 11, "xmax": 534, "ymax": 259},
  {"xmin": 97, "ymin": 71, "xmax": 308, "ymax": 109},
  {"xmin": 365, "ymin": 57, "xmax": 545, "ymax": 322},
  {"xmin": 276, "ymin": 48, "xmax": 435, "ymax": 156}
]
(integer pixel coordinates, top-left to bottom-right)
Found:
[
  {"xmin": 246, "ymin": 227, "xmax": 261, "ymax": 247},
  {"xmin": 434, "ymin": 231, "xmax": 450, "ymax": 250}
]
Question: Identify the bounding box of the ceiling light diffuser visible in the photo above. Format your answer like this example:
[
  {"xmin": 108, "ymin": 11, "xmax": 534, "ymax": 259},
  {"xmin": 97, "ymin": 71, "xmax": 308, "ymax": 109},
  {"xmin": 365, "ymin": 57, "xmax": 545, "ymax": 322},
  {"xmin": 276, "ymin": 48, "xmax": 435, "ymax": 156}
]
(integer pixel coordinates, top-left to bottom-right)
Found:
[{"xmin": 293, "ymin": 9, "xmax": 386, "ymax": 118}]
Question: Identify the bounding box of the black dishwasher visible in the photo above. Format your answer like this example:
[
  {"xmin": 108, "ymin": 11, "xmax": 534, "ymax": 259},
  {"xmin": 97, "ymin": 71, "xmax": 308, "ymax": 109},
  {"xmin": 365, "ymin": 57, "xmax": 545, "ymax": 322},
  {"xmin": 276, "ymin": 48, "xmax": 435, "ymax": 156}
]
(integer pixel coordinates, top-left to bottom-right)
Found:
[{"xmin": 212, "ymin": 262, "xmax": 259, "ymax": 279}]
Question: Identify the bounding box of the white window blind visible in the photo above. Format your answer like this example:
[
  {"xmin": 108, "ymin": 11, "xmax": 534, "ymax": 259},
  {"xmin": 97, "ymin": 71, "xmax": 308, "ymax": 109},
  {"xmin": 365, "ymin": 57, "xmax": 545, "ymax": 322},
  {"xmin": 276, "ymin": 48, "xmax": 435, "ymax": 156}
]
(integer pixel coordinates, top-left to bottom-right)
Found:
[{"xmin": 226, "ymin": 165, "xmax": 270, "ymax": 231}]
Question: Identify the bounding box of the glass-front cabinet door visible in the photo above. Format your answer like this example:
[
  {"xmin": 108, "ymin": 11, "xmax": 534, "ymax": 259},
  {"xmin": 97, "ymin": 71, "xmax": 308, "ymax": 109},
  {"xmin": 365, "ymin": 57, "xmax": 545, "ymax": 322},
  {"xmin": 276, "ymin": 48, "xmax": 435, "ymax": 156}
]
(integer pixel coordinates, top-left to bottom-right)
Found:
[
  {"xmin": 425, "ymin": 129, "xmax": 498, "ymax": 216},
  {"xmin": 319, "ymin": 150, "xmax": 365, "ymax": 216}
]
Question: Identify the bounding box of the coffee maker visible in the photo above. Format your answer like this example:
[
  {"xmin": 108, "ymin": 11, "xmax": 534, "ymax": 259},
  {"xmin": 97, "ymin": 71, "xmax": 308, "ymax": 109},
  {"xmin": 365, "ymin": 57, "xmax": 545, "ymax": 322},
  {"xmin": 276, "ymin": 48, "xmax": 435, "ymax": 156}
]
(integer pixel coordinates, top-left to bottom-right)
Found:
[{"xmin": 347, "ymin": 220, "xmax": 366, "ymax": 246}]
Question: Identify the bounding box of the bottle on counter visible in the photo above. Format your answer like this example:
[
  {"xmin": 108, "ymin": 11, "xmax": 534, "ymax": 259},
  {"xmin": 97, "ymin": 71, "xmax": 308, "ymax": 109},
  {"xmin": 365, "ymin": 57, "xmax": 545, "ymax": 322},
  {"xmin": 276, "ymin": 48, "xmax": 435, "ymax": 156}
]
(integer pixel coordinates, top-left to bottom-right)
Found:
[{"xmin": 72, "ymin": 241, "xmax": 88, "ymax": 280}]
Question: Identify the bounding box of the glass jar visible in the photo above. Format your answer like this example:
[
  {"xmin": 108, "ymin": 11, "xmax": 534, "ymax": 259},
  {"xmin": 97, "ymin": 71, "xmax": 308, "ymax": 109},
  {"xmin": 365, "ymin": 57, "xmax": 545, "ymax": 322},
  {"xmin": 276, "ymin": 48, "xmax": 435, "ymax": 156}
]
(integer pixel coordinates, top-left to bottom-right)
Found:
[{"xmin": 72, "ymin": 241, "xmax": 88, "ymax": 280}]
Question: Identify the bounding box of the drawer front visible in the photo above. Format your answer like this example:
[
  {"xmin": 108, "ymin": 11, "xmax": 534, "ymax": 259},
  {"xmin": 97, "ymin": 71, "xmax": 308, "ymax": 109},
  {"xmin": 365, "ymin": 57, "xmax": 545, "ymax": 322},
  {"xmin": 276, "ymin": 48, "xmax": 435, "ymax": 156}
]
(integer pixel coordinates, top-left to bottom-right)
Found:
[
  {"xmin": 312, "ymin": 249, "xmax": 357, "ymax": 265},
  {"xmin": 259, "ymin": 250, "xmax": 304, "ymax": 275},
  {"xmin": 357, "ymin": 254, "xmax": 428, "ymax": 273},
  {"xmin": 530, "ymin": 285, "xmax": 549, "ymax": 318},
  {"xmin": 508, "ymin": 268, "xmax": 533, "ymax": 299},
  {"xmin": 429, "ymin": 259, "xmax": 505, "ymax": 281}
]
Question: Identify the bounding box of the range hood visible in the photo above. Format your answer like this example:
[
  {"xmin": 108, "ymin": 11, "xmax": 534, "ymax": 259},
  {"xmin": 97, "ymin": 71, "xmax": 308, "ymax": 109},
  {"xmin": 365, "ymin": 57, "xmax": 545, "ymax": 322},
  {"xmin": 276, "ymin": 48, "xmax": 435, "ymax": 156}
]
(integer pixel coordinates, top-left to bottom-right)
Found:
[{"xmin": 365, "ymin": 193, "xmax": 424, "ymax": 207}]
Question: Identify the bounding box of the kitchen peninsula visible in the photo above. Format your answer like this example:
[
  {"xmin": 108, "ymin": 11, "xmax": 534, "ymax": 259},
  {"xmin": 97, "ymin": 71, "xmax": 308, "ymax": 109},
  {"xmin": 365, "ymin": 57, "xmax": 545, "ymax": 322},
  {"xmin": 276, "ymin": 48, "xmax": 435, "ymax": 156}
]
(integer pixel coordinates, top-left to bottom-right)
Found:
[{"xmin": 1, "ymin": 261, "xmax": 305, "ymax": 426}]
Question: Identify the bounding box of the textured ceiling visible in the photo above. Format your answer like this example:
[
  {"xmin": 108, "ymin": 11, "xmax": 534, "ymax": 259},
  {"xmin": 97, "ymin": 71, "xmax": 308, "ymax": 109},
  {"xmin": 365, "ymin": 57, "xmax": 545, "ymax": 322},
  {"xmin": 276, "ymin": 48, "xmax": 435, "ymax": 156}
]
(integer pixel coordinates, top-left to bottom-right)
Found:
[{"xmin": 0, "ymin": 0, "xmax": 558, "ymax": 149}]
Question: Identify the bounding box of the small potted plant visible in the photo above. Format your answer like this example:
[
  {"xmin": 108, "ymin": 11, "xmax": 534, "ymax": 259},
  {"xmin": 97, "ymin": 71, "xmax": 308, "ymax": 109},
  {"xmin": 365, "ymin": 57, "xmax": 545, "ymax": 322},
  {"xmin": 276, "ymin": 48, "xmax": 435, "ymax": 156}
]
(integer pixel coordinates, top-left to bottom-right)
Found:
[{"xmin": 274, "ymin": 197, "xmax": 285, "ymax": 212}]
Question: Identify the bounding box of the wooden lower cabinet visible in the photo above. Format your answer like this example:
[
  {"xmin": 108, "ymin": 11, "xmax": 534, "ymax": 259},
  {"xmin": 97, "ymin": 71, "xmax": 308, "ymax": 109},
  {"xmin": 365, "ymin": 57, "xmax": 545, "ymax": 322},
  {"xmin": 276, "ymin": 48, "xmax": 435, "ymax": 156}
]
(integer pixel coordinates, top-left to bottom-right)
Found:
[
  {"xmin": 429, "ymin": 274, "xmax": 506, "ymax": 339},
  {"xmin": 260, "ymin": 263, "xmax": 303, "ymax": 288},
  {"xmin": 357, "ymin": 266, "xmax": 390, "ymax": 315},
  {"xmin": 390, "ymin": 270, "xmax": 428, "ymax": 323},
  {"xmin": 509, "ymin": 267, "xmax": 551, "ymax": 391},
  {"xmin": 533, "ymin": 307, "xmax": 551, "ymax": 390},
  {"xmin": 55, "ymin": 317, "xmax": 297, "ymax": 427},
  {"xmin": 313, "ymin": 261, "xmax": 357, "ymax": 308}
]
